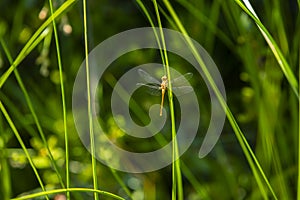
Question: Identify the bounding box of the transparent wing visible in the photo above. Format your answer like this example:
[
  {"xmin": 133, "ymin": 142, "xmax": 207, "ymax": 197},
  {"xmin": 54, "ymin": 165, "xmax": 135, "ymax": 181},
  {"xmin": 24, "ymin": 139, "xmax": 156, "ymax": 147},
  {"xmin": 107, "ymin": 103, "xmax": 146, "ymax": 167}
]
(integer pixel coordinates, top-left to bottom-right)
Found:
[
  {"xmin": 171, "ymin": 85, "xmax": 193, "ymax": 96},
  {"xmin": 137, "ymin": 69, "xmax": 160, "ymax": 84},
  {"xmin": 169, "ymin": 73, "xmax": 193, "ymax": 96},
  {"xmin": 171, "ymin": 72, "xmax": 193, "ymax": 87},
  {"xmin": 137, "ymin": 69, "xmax": 193, "ymax": 96},
  {"xmin": 136, "ymin": 83, "xmax": 161, "ymax": 96}
]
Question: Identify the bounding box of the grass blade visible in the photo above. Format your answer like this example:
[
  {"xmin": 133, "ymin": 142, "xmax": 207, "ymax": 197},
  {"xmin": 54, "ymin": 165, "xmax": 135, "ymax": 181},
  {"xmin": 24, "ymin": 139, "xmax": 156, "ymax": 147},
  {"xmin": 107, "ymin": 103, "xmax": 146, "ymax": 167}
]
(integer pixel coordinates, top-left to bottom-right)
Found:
[
  {"xmin": 0, "ymin": 101, "xmax": 49, "ymax": 200},
  {"xmin": 10, "ymin": 188, "xmax": 125, "ymax": 200},
  {"xmin": 162, "ymin": 0, "xmax": 278, "ymax": 199},
  {"xmin": 152, "ymin": 1, "xmax": 183, "ymax": 199},
  {"xmin": 0, "ymin": 0, "xmax": 76, "ymax": 89},
  {"xmin": 82, "ymin": 0, "xmax": 99, "ymax": 199},
  {"xmin": 0, "ymin": 39, "xmax": 66, "ymax": 189},
  {"xmin": 47, "ymin": 0, "xmax": 70, "ymax": 198},
  {"xmin": 297, "ymin": 46, "xmax": 300, "ymax": 200},
  {"xmin": 234, "ymin": 0, "xmax": 299, "ymax": 98}
]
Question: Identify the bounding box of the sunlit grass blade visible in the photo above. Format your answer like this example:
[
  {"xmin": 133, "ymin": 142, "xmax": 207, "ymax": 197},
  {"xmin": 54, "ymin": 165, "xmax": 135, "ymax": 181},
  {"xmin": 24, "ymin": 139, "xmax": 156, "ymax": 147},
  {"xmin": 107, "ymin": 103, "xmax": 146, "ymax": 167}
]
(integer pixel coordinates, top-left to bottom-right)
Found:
[
  {"xmin": 297, "ymin": 47, "xmax": 300, "ymax": 200},
  {"xmin": 136, "ymin": 1, "xmax": 182, "ymax": 198},
  {"xmin": 105, "ymin": 71, "xmax": 207, "ymax": 199},
  {"xmin": 0, "ymin": 101, "xmax": 50, "ymax": 200},
  {"xmin": 0, "ymin": 0, "xmax": 76, "ymax": 89},
  {"xmin": 10, "ymin": 188, "xmax": 125, "ymax": 200},
  {"xmin": 0, "ymin": 39, "xmax": 66, "ymax": 189},
  {"xmin": 47, "ymin": 0, "xmax": 70, "ymax": 198},
  {"xmin": 233, "ymin": 0, "xmax": 299, "ymax": 98},
  {"xmin": 82, "ymin": 0, "xmax": 99, "ymax": 199},
  {"xmin": 220, "ymin": 2, "xmax": 290, "ymax": 198},
  {"xmin": 0, "ymin": 125, "xmax": 11, "ymax": 200},
  {"xmin": 152, "ymin": 1, "xmax": 183, "ymax": 199},
  {"xmin": 162, "ymin": 0, "xmax": 278, "ymax": 199},
  {"xmin": 136, "ymin": 0, "xmax": 166, "ymax": 66}
]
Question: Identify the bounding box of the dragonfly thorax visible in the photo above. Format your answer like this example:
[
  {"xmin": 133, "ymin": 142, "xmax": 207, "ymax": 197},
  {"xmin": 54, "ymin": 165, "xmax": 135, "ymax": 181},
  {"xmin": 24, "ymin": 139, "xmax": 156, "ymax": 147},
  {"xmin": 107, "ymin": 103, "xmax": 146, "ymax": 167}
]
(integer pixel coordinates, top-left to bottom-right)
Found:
[{"xmin": 137, "ymin": 69, "xmax": 193, "ymax": 116}]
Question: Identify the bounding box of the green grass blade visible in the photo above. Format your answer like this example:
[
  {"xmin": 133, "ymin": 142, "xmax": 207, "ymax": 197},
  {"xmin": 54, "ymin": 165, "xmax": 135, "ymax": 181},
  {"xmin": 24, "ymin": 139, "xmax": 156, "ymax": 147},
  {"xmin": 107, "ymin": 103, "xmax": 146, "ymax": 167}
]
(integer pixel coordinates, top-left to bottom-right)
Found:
[
  {"xmin": 105, "ymin": 68, "xmax": 208, "ymax": 200},
  {"xmin": 136, "ymin": 2, "xmax": 185, "ymax": 198},
  {"xmin": 297, "ymin": 47, "xmax": 300, "ymax": 200},
  {"xmin": 181, "ymin": 163, "xmax": 210, "ymax": 199},
  {"xmin": 136, "ymin": 0, "xmax": 166, "ymax": 66},
  {"xmin": 82, "ymin": 0, "xmax": 99, "ymax": 199},
  {"xmin": 136, "ymin": 0, "xmax": 156, "ymax": 28},
  {"xmin": 10, "ymin": 188, "xmax": 125, "ymax": 200},
  {"xmin": 47, "ymin": 0, "xmax": 70, "ymax": 198},
  {"xmin": 157, "ymin": 4, "xmax": 178, "ymax": 32},
  {"xmin": 162, "ymin": 0, "xmax": 278, "ymax": 199},
  {"xmin": 0, "ymin": 0, "xmax": 77, "ymax": 89},
  {"xmin": 0, "ymin": 135, "xmax": 11, "ymax": 200},
  {"xmin": 234, "ymin": 0, "xmax": 299, "ymax": 98},
  {"xmin": 0, "ymin": 39, "xmax": 66, "ymax": 189},
  {"xmin": 109, "ymin": 168, "xmax": 133, "ymax": 199},
  {"xmin": 153, "ymin": 1, "xmax": 183, "ymax": 199},
  {"xmin": 228, "ymin": 109, "xmax": 276, "ymax": 200},
  {"xmin": 0, "ymin": 101, "xmax": 49, "ymax": 200}
]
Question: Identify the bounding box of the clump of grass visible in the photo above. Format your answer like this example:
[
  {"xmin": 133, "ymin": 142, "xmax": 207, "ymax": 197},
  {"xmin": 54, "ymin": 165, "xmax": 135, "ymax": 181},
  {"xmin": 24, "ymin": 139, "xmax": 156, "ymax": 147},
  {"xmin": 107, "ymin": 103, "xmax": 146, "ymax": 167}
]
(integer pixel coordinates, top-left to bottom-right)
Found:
[{"xmin": 0, "ymin": 0, "xmax": 299, "ymax": 199}]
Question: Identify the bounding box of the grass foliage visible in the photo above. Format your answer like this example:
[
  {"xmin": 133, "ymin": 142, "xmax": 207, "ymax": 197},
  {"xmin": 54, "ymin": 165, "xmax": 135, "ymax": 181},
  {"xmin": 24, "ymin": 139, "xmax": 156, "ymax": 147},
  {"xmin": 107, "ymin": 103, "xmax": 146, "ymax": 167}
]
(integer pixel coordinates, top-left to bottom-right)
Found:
[{"xmin": 0, "ymin": 0, "xmax": 299, "ymax": 199}]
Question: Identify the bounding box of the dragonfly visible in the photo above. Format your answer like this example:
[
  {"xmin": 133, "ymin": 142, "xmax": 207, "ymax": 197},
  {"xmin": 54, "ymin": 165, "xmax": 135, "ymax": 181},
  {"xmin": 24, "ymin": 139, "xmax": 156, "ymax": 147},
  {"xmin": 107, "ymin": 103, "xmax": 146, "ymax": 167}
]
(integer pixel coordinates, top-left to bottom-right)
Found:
[{"xmin": 137, "ymin": 69, "xmax": 193, "ymax": 116}]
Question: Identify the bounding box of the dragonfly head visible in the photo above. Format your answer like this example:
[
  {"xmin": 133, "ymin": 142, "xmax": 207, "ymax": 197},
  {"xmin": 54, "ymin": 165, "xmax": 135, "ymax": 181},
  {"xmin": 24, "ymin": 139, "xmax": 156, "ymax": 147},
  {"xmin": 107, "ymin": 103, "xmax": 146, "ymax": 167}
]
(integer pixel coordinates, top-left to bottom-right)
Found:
[{"xmin": 161, "ymin": 75, "xmax": 168, "ymax": 82}]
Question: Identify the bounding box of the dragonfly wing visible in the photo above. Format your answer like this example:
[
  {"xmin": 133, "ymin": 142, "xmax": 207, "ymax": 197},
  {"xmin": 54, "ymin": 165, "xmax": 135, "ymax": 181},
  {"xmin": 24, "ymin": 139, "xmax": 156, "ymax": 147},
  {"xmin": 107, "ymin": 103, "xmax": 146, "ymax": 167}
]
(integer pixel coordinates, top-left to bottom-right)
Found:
[
  {"xmin": 171, "ymin": 73, "xmax": 193, "ymax": 87},
  {"xmin": 136, "ymin": 83, "xmax": 161, "ymax": 96},
  {"xmin": 172, "ymin": 86, "xmax": 193, "ymax": 96},
  {"xmin": 138, "ymin": 69, "xmax": 160, "ymax": 84}
]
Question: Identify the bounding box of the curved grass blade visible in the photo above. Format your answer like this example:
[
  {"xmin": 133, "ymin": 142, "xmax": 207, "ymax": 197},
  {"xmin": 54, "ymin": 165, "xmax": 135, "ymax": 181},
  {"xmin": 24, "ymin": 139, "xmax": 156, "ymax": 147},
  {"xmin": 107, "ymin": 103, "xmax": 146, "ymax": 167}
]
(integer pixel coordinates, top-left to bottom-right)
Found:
[
  {"xmin": 0, "ymin": 0, "xmax": 77, "ymax": 89},
  {"xmin": 10, "ymin": 188, "xmax": 125, "ymax": 200},
  {"xmin": 0, "ymin": 101, "xmax": 49, "ymax": 200},
  {"xmin": 0, "ymin": 40, "xmax": 66, "ymax": 189},
  {"xmin": 162, "ymin": 0, "xmax": 278, "ymax": 199},
  {"xmin": 234, "ymin": 0, "xmax": 299, "ymax": 99},
  {"xmin": 82, "ymin": 0, "xmax": 99, "ymax": 199},
  {"xmin": 47, "ymin": 0, "xmax": 70, "ymax": 198}
]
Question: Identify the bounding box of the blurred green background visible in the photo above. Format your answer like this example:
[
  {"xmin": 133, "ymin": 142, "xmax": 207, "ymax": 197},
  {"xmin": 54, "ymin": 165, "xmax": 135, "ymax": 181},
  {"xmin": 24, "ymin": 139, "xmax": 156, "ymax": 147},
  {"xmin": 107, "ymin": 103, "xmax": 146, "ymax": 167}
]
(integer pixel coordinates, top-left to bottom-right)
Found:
[{"xmin": 0, "ymin": 0, "xmax": 299, "ymax": 199}]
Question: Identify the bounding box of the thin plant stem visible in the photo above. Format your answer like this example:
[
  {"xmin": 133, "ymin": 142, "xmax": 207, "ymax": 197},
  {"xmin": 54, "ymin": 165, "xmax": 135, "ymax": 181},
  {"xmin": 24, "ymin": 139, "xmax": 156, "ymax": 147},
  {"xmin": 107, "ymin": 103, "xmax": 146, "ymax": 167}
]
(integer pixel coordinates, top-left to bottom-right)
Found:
[
  {"xmin": 10, "ymin": 188, "xmax": 125, "ymax": 200},
  {"xmin": 0, "ymin": 125, "xmax": 11, "ymax": 200},
  {"xmin": 297, "ymin": 46, "xmax": 300, "ymax": 200},
  {"xmin": 234, "ymin": 0, "xmax": 299, "ymax": 99},
  {"xmin": 0, "ymin": 101, "xmax": 50, "ymax": 200},
  {"xmin": 48, "ymin": 0, "xmax": 70, "ymax": 199},
  {"xmin": 82, "ymin": 0, "xmax": 99, "ymax": 200},
  {"xmin": 105, "ymin": 64, "xmax": 207, "ymax": 199},
  {"xmin": 152, "ymin": 1, "xmax": 183, "ymax": 199},
  {"xmin": 136, "ymin": 0, "xmax": 166, "ymax": 66},
  {"xmin": 0, "ymin": 39, "xmax": 65, "ymax": 189},
  {"xmin": 163, "ymin": 0, "xmax": 278, "ymax": 199},
  {"xmin": 136, "ymin": 1, "xmax": 205, "ymax": 198},
  {"xmin": 109, "ymin": 168, "xmax": 133, "ymax": 199},
  {"xmin": 0, "ymin": 0, "xmax": 76, "ymax": 89}
]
